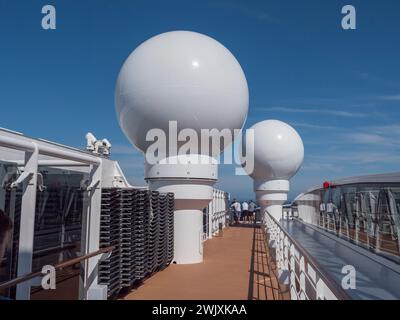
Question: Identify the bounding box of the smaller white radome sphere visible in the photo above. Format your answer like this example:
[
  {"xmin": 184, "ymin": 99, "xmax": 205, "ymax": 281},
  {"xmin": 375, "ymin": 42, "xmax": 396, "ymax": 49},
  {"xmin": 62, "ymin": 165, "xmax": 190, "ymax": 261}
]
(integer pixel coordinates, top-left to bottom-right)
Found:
[{"xmin": 244, "ymin": 120, "xmax": 304, "ymax": 180}]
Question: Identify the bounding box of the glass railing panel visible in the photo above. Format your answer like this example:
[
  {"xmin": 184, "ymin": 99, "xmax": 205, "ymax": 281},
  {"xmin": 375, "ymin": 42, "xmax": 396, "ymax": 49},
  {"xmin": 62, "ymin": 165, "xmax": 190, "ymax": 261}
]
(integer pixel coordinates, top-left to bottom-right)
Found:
[
  {"xmin": 0, "ymin": 160, "xmax": 20, "ymax": 299},
  {"xmin": 302, "ymin": 183, "xmax": 400, "ymax": 264},
  {"xmin": 29, "ymin": 167, "xmax": 86, "ymax": 299}
]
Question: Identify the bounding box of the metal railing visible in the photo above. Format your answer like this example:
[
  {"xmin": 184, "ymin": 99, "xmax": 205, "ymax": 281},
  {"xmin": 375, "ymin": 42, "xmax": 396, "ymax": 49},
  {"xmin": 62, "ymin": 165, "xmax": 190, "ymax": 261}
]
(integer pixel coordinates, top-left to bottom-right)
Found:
[
  {"xmin": 0, "ymin": 246, "xmax": 113, "ymax": 291},
  {"xmin": 211, "ymin": 210, "xmax": 227, "ymax": 234},
  {"xmin": 202, "ymin": 210, "xmax": 228, "ymax": 243},
  {"xmin": 318, "ymin": 211, "xmax": 400, "ymax": 258},
  {"xmin": 0, "ymin": 128, "xmax": 103, "ymax": 300},
  {"xmin": 264, "ymin": 210, "xmax": 351, "ymax": 300}
]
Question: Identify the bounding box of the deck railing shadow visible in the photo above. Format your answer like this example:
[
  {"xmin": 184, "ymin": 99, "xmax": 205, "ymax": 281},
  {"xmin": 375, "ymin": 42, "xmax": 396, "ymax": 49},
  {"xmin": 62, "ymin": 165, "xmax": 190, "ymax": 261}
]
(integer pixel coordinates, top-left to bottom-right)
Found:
[{"xmin": 247, "ymin": 225, "xmax": 288, "ymax": 300}]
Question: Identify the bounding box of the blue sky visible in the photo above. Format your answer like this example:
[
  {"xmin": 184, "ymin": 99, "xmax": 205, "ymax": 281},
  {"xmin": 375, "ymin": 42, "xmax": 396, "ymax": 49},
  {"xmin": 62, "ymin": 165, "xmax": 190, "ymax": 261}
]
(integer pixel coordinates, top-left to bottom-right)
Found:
[{"xmin": 1, "ymin": 0, "xmax": 399, "ymax": 201}]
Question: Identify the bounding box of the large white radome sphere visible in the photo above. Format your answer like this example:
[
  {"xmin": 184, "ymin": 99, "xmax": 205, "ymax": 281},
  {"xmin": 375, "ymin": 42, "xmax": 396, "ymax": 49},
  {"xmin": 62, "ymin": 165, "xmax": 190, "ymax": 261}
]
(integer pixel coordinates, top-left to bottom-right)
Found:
[
  {"xmin": 245, "ymin": 120, "xmax": 304, "ymax": 180},
  {"xmin": 115, "ymin": 31, "xmax": 249, "ymax": 154}
]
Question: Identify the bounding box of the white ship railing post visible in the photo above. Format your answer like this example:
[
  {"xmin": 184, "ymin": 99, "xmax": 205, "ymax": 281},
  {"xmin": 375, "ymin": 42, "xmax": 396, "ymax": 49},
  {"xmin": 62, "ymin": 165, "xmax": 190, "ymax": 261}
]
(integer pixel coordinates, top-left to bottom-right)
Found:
[
  {"xmin": 264, "ymin": 209, "xmax": 350, "ymax": 300},
  {"xmin": 15, "ymin": 143, "xmax": 38, "ymax": 300},
  {"xmin": 79, "ymin": 160, "xmax": 103, "ymax": 300}
]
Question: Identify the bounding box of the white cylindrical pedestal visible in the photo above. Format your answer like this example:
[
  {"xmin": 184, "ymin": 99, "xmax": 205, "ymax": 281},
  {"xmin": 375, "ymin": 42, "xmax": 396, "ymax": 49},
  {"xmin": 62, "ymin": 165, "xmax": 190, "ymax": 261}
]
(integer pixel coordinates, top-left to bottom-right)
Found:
[
  {"xmin": 255, "ymin": 179, "xmax": 289, "ymax": 222},
  {"xmin": 145, "ymin": 155, "xmax": 217, "ymax": 265},
  {"xmin": 265, "ymin": 204, "xmax": 284, "ymax": 221},
  {"xmin": 173, "ymin": 209, "xmax": 203, "ymax": 264}
]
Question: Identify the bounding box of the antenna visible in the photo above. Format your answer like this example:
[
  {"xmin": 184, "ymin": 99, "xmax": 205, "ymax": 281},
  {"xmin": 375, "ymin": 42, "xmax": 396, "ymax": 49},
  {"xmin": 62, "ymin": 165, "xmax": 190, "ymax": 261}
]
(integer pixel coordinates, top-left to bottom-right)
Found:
[
  {"xmin": 85, "ymin": 133, "xmax": 112, "ymax": 157},
  {"xmin": 242, "ymin": 120, "xmax": 304, "ymax": 221},
  {"xmin": 115, "ymin": 31, "xmax": 249, "ymax": 264}
]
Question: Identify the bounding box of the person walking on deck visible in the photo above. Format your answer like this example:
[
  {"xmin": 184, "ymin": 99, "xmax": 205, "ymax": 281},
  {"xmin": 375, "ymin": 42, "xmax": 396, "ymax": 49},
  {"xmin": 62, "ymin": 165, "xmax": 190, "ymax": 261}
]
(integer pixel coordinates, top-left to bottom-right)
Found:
[
  {"xmin": 230, "ymin": 199, "xmax": 241, "ymax": 224},
  {"xmin": 241, "ymin": 201, "xmax": 249, "ymax": 223}
]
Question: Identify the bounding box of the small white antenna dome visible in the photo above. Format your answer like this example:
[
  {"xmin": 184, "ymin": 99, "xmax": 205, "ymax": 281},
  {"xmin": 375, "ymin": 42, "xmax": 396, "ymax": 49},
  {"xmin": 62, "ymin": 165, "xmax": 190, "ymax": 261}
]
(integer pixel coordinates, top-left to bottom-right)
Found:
[
  {"xmin": 115, "ymin": 30, "xmax": 249, "ymax": 155},
  {"xmin": 245, "ymin": 120, "xmax": 304, "ymax": 180}
]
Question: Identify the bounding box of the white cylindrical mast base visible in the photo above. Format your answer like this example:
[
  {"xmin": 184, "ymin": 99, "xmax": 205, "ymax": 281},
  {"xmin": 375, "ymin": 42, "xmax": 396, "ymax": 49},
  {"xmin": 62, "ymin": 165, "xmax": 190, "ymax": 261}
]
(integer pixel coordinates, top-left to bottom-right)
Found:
[
  {"xmin": 145, "ymin": 155, "xmax": 217, "ymax": 265},
  {"xmin": 265, "ymin": 204, "xmax": 284, "ymax": 221},
  {"xmin": 254, "ymin": 179, "xmax": 289, "ymax": 222},
  {"xmin": 173, "ymin": 209, "xmax": 203, "ymax": 264}
]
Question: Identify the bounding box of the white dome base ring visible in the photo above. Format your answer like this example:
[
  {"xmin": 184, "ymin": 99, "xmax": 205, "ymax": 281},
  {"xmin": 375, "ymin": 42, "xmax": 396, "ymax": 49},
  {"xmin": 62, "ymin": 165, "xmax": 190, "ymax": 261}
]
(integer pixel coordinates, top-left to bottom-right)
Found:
[
  {"xmin": 263, "ymin": 204, "xmax": 285, "ymax": 222},
  {"xmin": 255, "ymin": 179, "xmax": 289, "ymax": 222}
]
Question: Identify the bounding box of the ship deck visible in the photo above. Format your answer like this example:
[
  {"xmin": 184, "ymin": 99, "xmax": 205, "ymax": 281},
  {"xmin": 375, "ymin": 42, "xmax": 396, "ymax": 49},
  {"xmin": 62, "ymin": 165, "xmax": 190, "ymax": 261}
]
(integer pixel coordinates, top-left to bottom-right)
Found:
[{"xmin": 121, "ymin": 224, "xmax": 286, "ymax": 300}]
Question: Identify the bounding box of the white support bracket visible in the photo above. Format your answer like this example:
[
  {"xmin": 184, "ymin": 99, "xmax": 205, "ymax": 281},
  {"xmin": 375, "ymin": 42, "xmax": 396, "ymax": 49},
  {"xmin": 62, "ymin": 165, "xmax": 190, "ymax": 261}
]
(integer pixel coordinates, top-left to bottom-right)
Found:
[
  {"xmin": 86, "ymin": 178, "xmax": 100, "ymax": 192},
  {"xmin": 10, "ymin": 171, "xmax": 34, "ymax": 189}
]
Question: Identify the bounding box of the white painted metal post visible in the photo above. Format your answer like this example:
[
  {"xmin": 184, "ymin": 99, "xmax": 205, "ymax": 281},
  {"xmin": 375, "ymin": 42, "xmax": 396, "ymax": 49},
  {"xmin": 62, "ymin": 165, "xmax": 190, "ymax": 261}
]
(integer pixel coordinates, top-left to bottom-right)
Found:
[
  {"xmin": 217, "ymin": 191, "xmax": 220, "ymax": 230},
  {"xmin": 212, "ymin": 190, "xmax": 216, "ymax": 235},
  {"xmin": 216, "ymin": 190, "xmax": 219, "ymax": 229},
  {"xmin": 208, "ymin": 202, "xmax": 212, "ymax": 239},
  {"xmin": 79, "ymin": 161, "xmax": 103, "ymax": 300},
  {"xmin": 216, "ymin": 191, "xmax": 220, "ymax": 231},
  {"xmin": 16, "ymin": 145, "xmax": 38, "ymax": 300},
  {"xmin": 222, "ymin": 192, "xmax": 225, "ymax": 227},
  {"xmin": 220, "ymin": 192, "xmax": 223, "ymax": 227}
]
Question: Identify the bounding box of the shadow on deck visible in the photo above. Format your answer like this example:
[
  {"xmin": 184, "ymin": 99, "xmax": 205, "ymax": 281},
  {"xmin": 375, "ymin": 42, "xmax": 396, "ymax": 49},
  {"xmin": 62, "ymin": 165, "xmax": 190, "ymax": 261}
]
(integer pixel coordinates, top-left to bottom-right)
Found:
[{"xmin": 247, "ymin": 225, "xmax": 289, "ymax": 300}]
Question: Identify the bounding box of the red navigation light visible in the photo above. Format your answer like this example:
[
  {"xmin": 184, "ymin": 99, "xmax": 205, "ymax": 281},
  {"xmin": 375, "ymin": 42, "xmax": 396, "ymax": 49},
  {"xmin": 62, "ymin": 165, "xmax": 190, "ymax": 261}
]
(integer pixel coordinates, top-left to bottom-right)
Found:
[{"xmin": 323, "ymin": 181, "xmax": 330, "ymax": 189}]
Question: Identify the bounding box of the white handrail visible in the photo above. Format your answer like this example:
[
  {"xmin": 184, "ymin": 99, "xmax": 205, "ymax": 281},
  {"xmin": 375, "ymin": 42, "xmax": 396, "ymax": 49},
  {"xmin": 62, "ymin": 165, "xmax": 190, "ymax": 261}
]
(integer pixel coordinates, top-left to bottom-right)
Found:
[
  {"xmin": 0, "ymin": 133, "xmax": 100, "ymax": 166},
  {"xmin": 0, "ymin": 135, "xmax": 36, "ymax": 152},
  {"xmin": 264, "ymin": 209, "xmax": 351, "ymax": 300}
]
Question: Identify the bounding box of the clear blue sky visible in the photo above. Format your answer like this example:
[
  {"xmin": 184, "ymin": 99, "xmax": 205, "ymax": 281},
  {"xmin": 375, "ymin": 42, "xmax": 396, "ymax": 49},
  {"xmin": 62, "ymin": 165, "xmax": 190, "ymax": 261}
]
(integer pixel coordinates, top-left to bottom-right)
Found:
[{"xmin": 1, "ymin": 0, "xmax": 399, "ymax": 201}]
